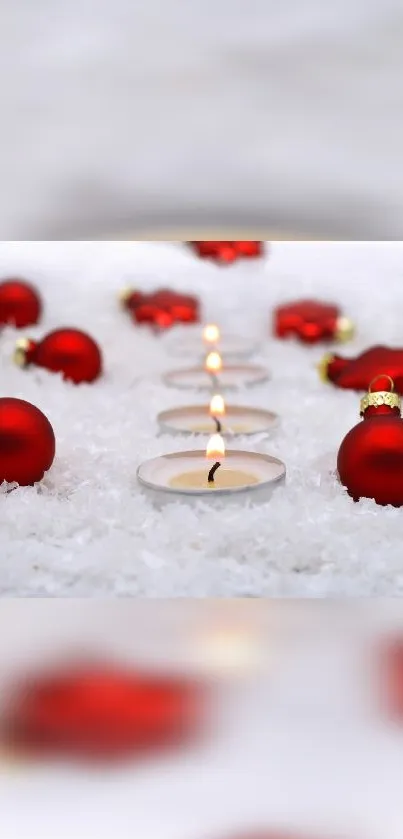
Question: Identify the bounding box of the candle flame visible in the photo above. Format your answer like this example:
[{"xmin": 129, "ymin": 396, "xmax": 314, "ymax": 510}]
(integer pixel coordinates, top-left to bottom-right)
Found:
[
  {"xmin": 203, "ymin": 324, "xmax": 220, "ymax": 344},
  {"xmin": 209, "ymin": 394, "xmax": 226, "ymax": 417},
  {"xmin": 205, "ymin": 351, "xmax": 222, "ymax": 373},
  {"xmin": 206, "ymin": 433, "xmax": 225, "ymax": 460}
]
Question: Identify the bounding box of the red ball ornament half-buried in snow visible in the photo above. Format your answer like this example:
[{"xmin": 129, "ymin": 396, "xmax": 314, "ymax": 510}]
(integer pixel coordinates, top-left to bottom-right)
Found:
[
  {"xmin": 120, "ymin": 287, "xmax": 200, "ymax": 329},
  {"xmin": 0, "ymin": 398, "xmax": 55, "ymax": 486},
  {"xmin": 274, "ymin": 299, "xmax": 354, "ymax": 344},
  {"xmin": 337, "ymin": 375, "xmax": 403, "ymax": 506},
  {"xmin": 319, "ymin": 344, "xmax": 403, "ymax": 394},
  {"xmin": 4, "ymin": 662, "xmax": 205, "ymax": 763},
  {"xmin": 0, "ymin": 278, "xmax": 42, "ymax": 328},
  {"xmin": 14, "ymin": 328, "xmax": 103, "ymax": 384}
]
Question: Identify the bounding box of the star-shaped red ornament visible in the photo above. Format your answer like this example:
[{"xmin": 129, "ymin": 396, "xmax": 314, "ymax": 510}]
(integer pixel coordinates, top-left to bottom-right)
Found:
[
  {"xmin": 274, "ymin": 298, "xmax": 353, "ymax": 344},
  {"xmin": 5, "ymin": 663, "xmax": 204, "ymax": 763},
  {"xmin": 122, "ymin": 287, "xmax": 200, "ymax": 329},
  {"xmin": 321, "ymin": 345, "xmax": 403, "ymax": 393},
  {"xmin": 190, "ymin": 241, "xmax": 264, "ymax": 263}
]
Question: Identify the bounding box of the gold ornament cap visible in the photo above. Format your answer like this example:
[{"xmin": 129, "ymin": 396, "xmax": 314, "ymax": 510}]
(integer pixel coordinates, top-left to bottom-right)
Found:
[
  {"xmin": 13, "ymin": 337, "xmax": 32, "ymax": 368},
  {"xmin": 118, "ymin": 287, "xmax": 135, "ymax": 307},
  {"xmin": 360, "ymin": 375, "xmax": 401, "ymax": 414},
  {"xmin": 334, "ymin": 315, "xmax": 355, "ymax": 342},
  {"xmin": 317, "ymin": 353, "xmax": 335, "ymax": 383}
]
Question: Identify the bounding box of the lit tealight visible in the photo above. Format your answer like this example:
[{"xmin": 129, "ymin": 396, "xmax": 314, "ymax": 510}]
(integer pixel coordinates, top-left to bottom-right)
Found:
[
  {"xmin": 203, "ymin": 324, "xmax": 220, "ymax": 345},
  {"xmin": 205, "ymin": 351, "xmax": 223, "ymax": 374},
  {"xmin": 206, "ymin": 433, "xmax": 225, "ymax": 460},
  {"xmin": 209, "ymin": 394, "xmax": 226, "ymax": 417}
]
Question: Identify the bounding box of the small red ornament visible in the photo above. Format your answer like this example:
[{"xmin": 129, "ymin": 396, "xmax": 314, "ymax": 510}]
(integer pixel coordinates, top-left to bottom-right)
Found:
[
  {"xmin": 337, "ymin": 374, "xmax": 403, "ymax": 505},
  {"xmin": 5, "ymin": 663, "xmax": 204, "ymax": 762},
  {"xmin": 319, "ymin": 344, "xmax": 403, "ymax": 394},
  {"xmin": 120, "ymin": 287, "xmax": 200, "ymax": 329},
  {"xmin": 14, "ymin": 328, "xmax": 103, "ymax": 384},
  {"xmin": 0, "ymin": 278, "xmax": 42, "ymax": 328},
  {"xmin": 274, "ymin": 299, "xmax": 354, "ymax": 344},
  {"xmin": 0, "ymin": 397, "xmax": 55, "ymax": 486},
  {"xmin": 190, "ymin": 241, "xmax": 264, "ymax": 264}
]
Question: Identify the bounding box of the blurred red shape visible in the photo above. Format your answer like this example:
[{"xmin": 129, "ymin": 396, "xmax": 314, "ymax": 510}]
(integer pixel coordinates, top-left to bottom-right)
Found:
[
  {"xmin": 190, "ymin": 241, "xmax": 264, "ymax": 263},
  {"xmin": 321, "ymin": 345, "xmax": 403, "ymax": 393},
  {"xmin": 123, "ymin": 287, "xmax": 200, "ymax": 329},
  {"xmin": 381, "ymin": 639, "xmax": 403, "ymax": 719},
  {"xmin": 274, "ymin": 299, "xmax": 347, "ymax": 344},
  {"xmin": 4, "ymin": 663, "xmax": 205, "ymax": 762}
]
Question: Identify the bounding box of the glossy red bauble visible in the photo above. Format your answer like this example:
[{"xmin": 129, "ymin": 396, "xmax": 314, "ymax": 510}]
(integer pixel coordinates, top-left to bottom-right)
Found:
[
  {"xmin": 274, "ymin": 299, "xmax": 354, "ymax": 344},
  {"xmin": 0, "ymin": 398, "xmax": 55, "ymax": 486},
  {"xmin": 320, "ymin": 345, "xmax": 403, "ymax": 394},
  {"xmin": 337, "ymin": 376, "xmax": 403, "ymax": 505},
  {"xmin": 6, "ymin": 663, "xmax": 204, "ymax": 762},
  {"xmin": 121, "ymin": 287, "xmax": 200, "ymax": 329},
  {"xmin": 15, "ymin": 328, "xmax": 103, "ymax": 384},
  {"xmin": 0, "ymin": 278, "xmax": 42, "ymax": 327}
]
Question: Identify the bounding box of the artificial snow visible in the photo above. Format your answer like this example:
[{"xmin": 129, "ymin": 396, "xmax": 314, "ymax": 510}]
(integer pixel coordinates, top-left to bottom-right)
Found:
[{"xmin": 1, "ymin": 240, "xmax": 403, "ymax": 596}]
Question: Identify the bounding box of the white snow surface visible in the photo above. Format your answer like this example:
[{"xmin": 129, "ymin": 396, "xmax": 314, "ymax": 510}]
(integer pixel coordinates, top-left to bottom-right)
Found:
[{"xmin": 1, "ymin": 240, "xmax": 403, "ymax": 597}]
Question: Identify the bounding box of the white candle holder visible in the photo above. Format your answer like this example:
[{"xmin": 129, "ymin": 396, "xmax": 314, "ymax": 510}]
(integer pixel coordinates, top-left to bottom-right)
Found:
[
  {"xmin": 137, "ymin": 449, "xmax": 286, "ymax": 504},
  {"xmin": 157, "ymin": 404, "xmax": 279, "ymax": 437},
  {"xmin": 163, "ymin": 364, "xmax": 269, "ymax": 391}
]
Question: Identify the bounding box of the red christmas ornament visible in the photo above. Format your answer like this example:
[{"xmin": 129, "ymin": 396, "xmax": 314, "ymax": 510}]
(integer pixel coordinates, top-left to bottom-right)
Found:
[
  {"xmin": 274, "ymin": 299, "xmax": 354, "ymax": 344},
  {"xmin": 5, "ymin": 663, "xmax": 204, "ymax": 762},
  {"xmin": 190, "ymin": 241, "xmax": 264, "ymax": 264},
  {"xmin": 0, "ymin": 278, "xmax": 42, "ymax": 328},
  {"xmin": 14, "ymin": 328, "xmax": 103, "ymax": 384},
  {"xmin": 319, "ymin": 344, "xmax": 403, "ymax": 394},
  {"xmin": 120, "ymin": 287, "xmax": 200, "ymax": 329},
  {"xmin": 337, "ymin": 374, "xmax": 403, "ymax": 506},
  {"xmin": 0, "ymin": 398, "xmax": 55, "ymax": 486}
]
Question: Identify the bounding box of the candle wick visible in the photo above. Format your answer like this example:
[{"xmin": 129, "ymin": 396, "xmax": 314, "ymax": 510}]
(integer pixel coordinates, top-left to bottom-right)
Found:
[
  {"xmin": 213, "ymin": 416, "xmax": 222, "ymax": 433},
  {"xmin": 208, "ymin": 461, "xmax": 221, "ymax": 483},
  {"xmin": 210, "ymin": 373, "xmax": 219, "ymax": 390}
]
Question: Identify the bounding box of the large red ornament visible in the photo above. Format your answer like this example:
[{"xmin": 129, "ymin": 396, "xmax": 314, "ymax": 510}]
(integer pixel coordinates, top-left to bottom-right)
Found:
[
  {"xmin": 337, "ymin": 375, "xmax": 403, "ymax": 506},
  {"xmin": 120, "ymin": 287, "xmax": 200, "ymax": 329},
  {"xmin": 14, "ymin": 328, "xmax": 102, "ymax": 384},
  {"xmin": 5, "ymin": 663, "xmax": 204, "ymax": 762},
  {"xmin": 274, "ymin": 299, "xmax": 354, "ymax": 344},
  {"xmin": 319, "ymin": 344, "xmax": 403, "ymax": 394},
  {"xmin": 190, "ymin": 241, "xmax": 264, "ymax": 263},
  {"xmin": 0, "ymin": 278, "xmax": 42, "ymax": 327},
  {"xmin": 0, "ymin": 398, "xmax": 55, "ymax": 486}
]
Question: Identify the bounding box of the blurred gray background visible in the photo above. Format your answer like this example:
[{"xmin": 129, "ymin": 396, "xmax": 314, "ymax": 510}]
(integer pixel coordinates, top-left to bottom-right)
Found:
[{"xmin": 1, "ymin": 0, "xmax": 403, "ymax": 239}]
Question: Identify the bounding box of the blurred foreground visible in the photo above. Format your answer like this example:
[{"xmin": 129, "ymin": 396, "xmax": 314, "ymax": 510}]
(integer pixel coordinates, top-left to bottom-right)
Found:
[{"xmin": 1, "ymin": 601, "xmax": 403, "ymax": 838}]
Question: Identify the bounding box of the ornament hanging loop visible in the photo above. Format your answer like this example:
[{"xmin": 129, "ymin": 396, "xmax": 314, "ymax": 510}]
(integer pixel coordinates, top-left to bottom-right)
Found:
[{"xmin": 368, "ymin": 374, "xmax": 395, "ymax": 393}]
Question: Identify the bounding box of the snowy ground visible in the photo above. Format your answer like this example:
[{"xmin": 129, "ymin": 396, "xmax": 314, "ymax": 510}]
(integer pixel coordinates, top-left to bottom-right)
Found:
[
  {"xmin": 1, "ymin": 240, "xmax": 403, "ymax": 596},
  {"xmin": 1, "ymin": 1, "xmax": 403, "ymax": 239}
]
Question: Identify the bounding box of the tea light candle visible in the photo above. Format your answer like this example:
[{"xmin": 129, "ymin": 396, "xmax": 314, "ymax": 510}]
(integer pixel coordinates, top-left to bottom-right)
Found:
[
  {"xmin": 137, "ymin": 434, "xmax": 286, "ymax": 502},
  {"xmin": 157, "ymin": 394, "xmax": 279, "ymax": 436},
  {"xmin": 165, "ymin": 324, "xmax": 260, "ymax": 360},
  {"xmin": 164, "ymin": 350, "xmax": 269, "ymax": 391}
]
